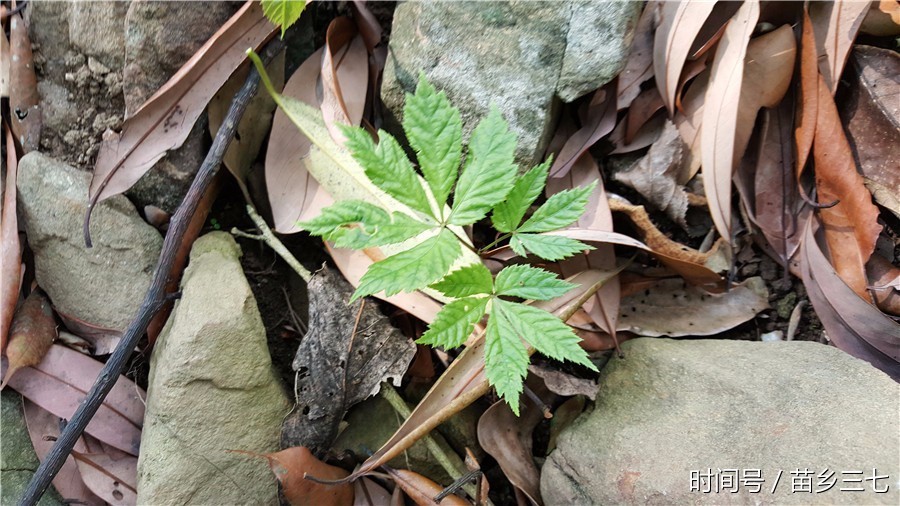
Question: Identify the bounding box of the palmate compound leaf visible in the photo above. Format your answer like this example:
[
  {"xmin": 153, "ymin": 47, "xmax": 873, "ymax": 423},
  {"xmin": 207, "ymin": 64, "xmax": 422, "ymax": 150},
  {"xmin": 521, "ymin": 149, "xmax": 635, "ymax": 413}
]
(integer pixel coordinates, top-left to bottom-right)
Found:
[
  {"xmin": 484, "ymin": 307, "xmax": 530, "ymax": 415},
  {"xmin": 298, "ymin": 200, "xmax": 431, "ymax": 249},
  {"xmin": 261, "ymin": 0, "xmax": 307, "ymax": 38},
  {"xmin": 517, "ymin": 180, "xmax": 597, "ymax": 233},
  {"xmin": 430, "ymin": 262, "xmax": 494, "ymax": 298},
  {"xmin": 352, "ymin": 227, "xmax": 461, "ymax": 301},
  {"xmin": 509, "ymin": 233, "xmax": 593, "ymax": 262},
  {"xmin": 494, "ymin": 299, "xmax": 596, "ymax": 371},
  {"xmin": 494, "ymin": 264, "xmax": 575, "ymax": 301},
  {"xmin": 341, "ymin": 126, "xmax": 435, "ymax": 219},
  {"xmin": 403, "ymin": 75, "xmax": 463, "ymax": 209},
  {"xmin": 416, "ymin": 296, "xmax": 489, "ymax": 349},
  {"xmin": 448, "ymin": 106, "xmax": 518, "ymax": 226},
  {"xmin": 491, "ymin": 159, "xmax": 551, "ymax": 233}
]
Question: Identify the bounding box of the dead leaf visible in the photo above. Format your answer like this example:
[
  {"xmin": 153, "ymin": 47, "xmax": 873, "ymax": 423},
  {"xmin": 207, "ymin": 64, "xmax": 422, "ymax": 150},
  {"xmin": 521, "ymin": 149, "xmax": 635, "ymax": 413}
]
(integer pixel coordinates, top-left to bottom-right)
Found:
[
  {"xmin": 385, "ymin": 468, "xmax": 470, "ymax": 506},
  {"xmin": 700, "ymin": 0, "xmax": 760, "ymax": 241},
  {"xmin": 795, "ymin": 7, "xmax": 818, "ymax": 183},
  {"xmin": 55, "ymin": 308, "xmax": 122, "ymax": 356},
  {"xmin": 353, "ymin": 478, "xmax": 393, "ymax": 506},
  {"xmin": 618, "ymin": 277, "xmax": 769, "ymax": 337},
  {"xmin": 237, "ymin": 447, "xmax": 353, "ymax": 506},
  {"xmin": 1, "ymin": 125, "xmax": 22, "ymax": 353},
  {"xmin": 814, "ymin": 72, "xmax": 883, "ymax": 300},
  {"xmin": 548, "ymin": 87, "xmax": 617, "ymax": 178},
  {"xmin": 8, "ymin": 11, "xmax": 40, "ymax": 153},
  {"xmin": 653, "ymin": 0, "xmax": 717, "ymax": 115},
  {"xmin": 0, "ymin": 290, "xmax": 56, "ymax": 390},
  {"xmin": 609, "ymin": 114, "xmax": 664, "ymax": 155},
  {"xmin": 72, "ymin": 435, "xmax": 138, "ymax": 506},
  {"xmin": 477, "ymin": 396, "xmax": 545, "ymax": 505},
  {"xmin": 800, "ymin": 220, "xmax": 900, "ymax": 380},
  {"xmin": 529, "ymin": 364, "xmax": 598, "ymax": 401},
  {"xmin": 868, "ymin": 254, "xmax": 900, "ymax": 316},
  {"xmin": 808, "ymin": 0, "xmax": 870, "ymax": 94},
  {"xmin": 612, "ymin": 121, "xmax": 690, "ymax": 229},
  {"xmin": 23, "ymin": 400, "xmax": 105, "ymax": 506},
  {"xmin": 624, "ymin": 87, "xmax": 665, "ymax": 145},
  {"xmin": 320, "ymin": 17, "xmax": 369, "ymax": 144},
  {"xmin": 281, "ymin": 267, "xmax": 416, "ymax": 455},
  {"xmin": 673, "ymin": 70, "xmax": 708, "ymax": 181},
  {"xmin": 1, "ymin": 344, "xmax": 144, "ymax": 455},
  {"xmin": 0, "ymin": 23, "xmax": 9, "ymax": 97},
  {"xmin": 617, "ymin": 2, "xmax": 657, "ymax": 110},
  {"xmin": 860, "ymin": 0, "xmax": 900, "ymax": 35},
  {"xmin": 841, "ymin": 45, "xmax": 900, "ymax": 210},
  {"xmin": 87, "ymin": 2, "xmax": 276, "ymax": 238},
  {"xmin": 547, "ymin": 396, "xmax": 585, "ymax": 454}
]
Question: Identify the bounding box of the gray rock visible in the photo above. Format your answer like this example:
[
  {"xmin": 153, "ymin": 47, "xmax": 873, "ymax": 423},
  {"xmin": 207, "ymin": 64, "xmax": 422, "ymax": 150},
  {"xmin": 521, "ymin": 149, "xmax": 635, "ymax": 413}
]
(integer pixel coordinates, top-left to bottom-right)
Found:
[
  {"xmin": 69, "ymin": 1, "xmax": 129, "ymax": 69},
  {"xmin": 382, "ymin": 1, "xmax": 640, "ymax": 166},
  {"xmin": 557, "ymin": 1, "xmax": 641, "ymax": 103},
  {"xmin": 1, "ymin": 391, "xmax": 65, "ymax": 505},
  {"xmin": 541, "ymin": 338, "xmax": 900, "ymax": 505},
  {"xmin": 17, "ymin": 152, "xmax": 162, "ymax": 331},
  {"xmin": 137, "ymin": 232, "xmax": 289, "ymax": 505},
  {"xmin": 122, "ymin": 1, "xmax": 238, "ymax": 214}
]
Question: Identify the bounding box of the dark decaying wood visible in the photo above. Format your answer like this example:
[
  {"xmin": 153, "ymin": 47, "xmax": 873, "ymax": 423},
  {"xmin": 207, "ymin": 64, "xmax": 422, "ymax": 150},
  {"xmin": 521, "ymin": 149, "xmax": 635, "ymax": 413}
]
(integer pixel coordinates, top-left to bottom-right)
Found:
[{"xmin": 19, "ymin": 39, "xmax": 284, "ymax": 506}]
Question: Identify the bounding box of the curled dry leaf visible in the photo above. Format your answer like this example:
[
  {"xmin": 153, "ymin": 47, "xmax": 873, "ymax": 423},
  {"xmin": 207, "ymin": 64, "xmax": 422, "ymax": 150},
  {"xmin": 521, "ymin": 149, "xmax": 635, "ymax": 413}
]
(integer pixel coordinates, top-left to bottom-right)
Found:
[
  {"xmin": 477, "ymin": 395, "xmax": 546, "ymax": 505},
  {"xmin": 23, "ymin": 400, "xmax": 105, "ymax": 506},
  {"xmin": 353, "ymin": 478, "xmax": 393, "ymax": 506},
  {"xmin": 548, "ymin": 87, "xmax": 617, "ymax": 178},
  {"xmin": 8, "ymin": 11, "xmax": 40, "ymax": 153},
  {"xmin": 617, "ymin": 1, "xmax": 657, "ymax": 110},
  {"xmin": 813, "ymin": 72, "xmax": 882, "ymax": 300},
  {"xmin": 624, "ymin": 87, "xmax": 665, "ymax": 145},
  {"xmin": 808, "ymin": 0, "xmax": 871, "ymax": 94},
  {"xmin": 653, "ymin": 0, "xmax": 716, "ymax": 115},
  {"xmin": 795, "ymin": 7, "xmax": 818, "ymax": 183},
  {"xmin": 236, "ymin": 447, "xmax": 353, "ymax": 506},
  {"xmin": 320, "ymin": 17, "xmax": 369, "ymax": 144},
  {"xmin": 618, "ymin": 277, "xmax": 769, "ymax": 337},
  {"xmin": 867, "ymin": 254, "xmax": 900, "ymax": 317},
  {"xmin": 1, "ymin": 125, "xmax": 22, "ymax": 353},
  {"xmin": 385, "ymin": 468, "xmax": 470, "ymax": 506},
  {"xmin": 529, "ymin": 364, "xmax": 598, "ymax": 400},
  {"xmin": 800, "ymin": 221, "xmax": 900, "ymax": 380},
  {"xmin": 72, "ymin": 435, "xmax": 138, "ymax": 506},
  {"xmin": 0, "ymin": 290, "xmax": 56, "ymax": 390},
  {"xmin": 86, "ymin": 2, "xmax": 276, "ymax": 242},
  {"xmin": 700, "ymin": 0, "xmax": 759, "ymax": 241},
  {"xmin": 673, "ymin": 70, "xmax": 708, "ymax": 180},
  {"xmin": 1, "ymin": 344, "xmax": 144, "ymax": 455},
  {"xmin": 55, "ymin": 308, "xmax": 122, "ymax": 356},
  {"xmin": 281, "ymin": 267, "xmax": 416, "ymax": 455},
  {"xmin": 609, "ymin": 114, "xmax": 664, "ymax": 155}
]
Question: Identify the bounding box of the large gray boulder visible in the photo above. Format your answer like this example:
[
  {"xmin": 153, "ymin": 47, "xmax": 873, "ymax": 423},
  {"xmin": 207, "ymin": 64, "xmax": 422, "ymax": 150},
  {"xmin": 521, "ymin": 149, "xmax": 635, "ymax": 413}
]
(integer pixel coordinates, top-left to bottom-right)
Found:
[
  {"xmin": 137, "ymin": 232, "xmax": 290, "ymax": 505},
  {"xmin": 382, "ymin": 1, "xmax": 639, "ymax": 166},
  {"xmin": 17, "ymin": 152, "xmax": 162, "ymax": 332},
  {"xmin": 542, "ymin": 338, "xmax": 900, "ymax": 505}
]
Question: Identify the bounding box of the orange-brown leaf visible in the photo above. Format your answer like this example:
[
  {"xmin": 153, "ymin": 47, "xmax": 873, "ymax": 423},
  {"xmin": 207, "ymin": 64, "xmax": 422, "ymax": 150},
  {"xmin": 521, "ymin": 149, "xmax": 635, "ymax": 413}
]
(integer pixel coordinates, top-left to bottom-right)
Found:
[
  {"xmin": 0, "ymin": 290, "xmax": 56, "ymax": 390},
  {"xmin": 261, "ymin": 447, "xmax": 353, "ymax": 506},
  {"xmin": 653, "ymin": 0, "xmax": 717, "ymax": 115},
  {"xmin": 8, "ymin": 11, "xmax": 40, "ymax": 153},
  {"xmin": 813, "ymin": 74, "xmax": 882, "ymax": 300},
  {"xmin": 386, "ymin": 468, "xmax": 470, "ymax": 506},
  {"xmin": 1, "ymin": 125, "xmax": 22, "ymax": 353},
  {"xmin": 808, "ymin": 0, "xmax": 870, "ymax": 94},
  {"xmin": 795, "ymin": 7, "xmax": 819, "ymax": 181}
]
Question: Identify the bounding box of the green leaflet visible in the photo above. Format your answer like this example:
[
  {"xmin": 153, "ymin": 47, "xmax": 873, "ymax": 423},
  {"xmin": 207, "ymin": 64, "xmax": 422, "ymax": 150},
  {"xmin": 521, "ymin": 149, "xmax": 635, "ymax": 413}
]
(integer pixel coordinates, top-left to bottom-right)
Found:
[
  {"xmin": 494, "ymin": 264, "xmax": 574, "ymax": 301},
  {"xmin": 483, "ymin": 309, "xmax": 529, "ymax": 415},
  {"xmin": 352, "ymin": 228, "xmax": 461, "ymax": 301},
  {"xmin": 403, "ymin": 75, "xmax": 463, "ymax": 210},
  {"xmin": 510, "ymin": 233, "xmax": 593, "ymax": 261},
  {"xmin": 448, "ymin": 107, "xmax": 518, "ymax": 226},
  {"xmin": 431, "ymin": 263, "xmax": 494, "ymax": 298},
  {"xmin": 495, "ymin": 300, "xmax": 596, "ymax": 370},
  {"xmin": 261, "ymin": 0, "xmax": 307, "ymax": 38},
  {"xmin": 342, "ymin": 127, "xmax": 435, "ymax": 219},
  {"xmin": 518, "ymin": 181, "xmax": 597, "ymax": 233},
  {"xmin": 491, "ymin": 159, "xmax": 550, "ymax": 233},
  {"xmin": 417, "ymin": 296, "xmax": 489, "ymax": 349},
  {"xmin": 299, "ymin": 200, "xmax": 431, "ymax": 249}
]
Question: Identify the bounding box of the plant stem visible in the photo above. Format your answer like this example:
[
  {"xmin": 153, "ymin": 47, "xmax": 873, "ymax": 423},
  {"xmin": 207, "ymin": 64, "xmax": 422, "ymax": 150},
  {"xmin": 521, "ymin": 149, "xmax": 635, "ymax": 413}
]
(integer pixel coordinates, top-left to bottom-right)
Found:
[
  {"xmin": 18, "ymin": 39, "xmax": 285, "ymax": 506},
  {"xmin": 478, "ymin": 233, "xmax": 511, "ymax": 254},
  {"xmin": 233, "ymin": 204, "xmax": 312, "ymax": 283}
]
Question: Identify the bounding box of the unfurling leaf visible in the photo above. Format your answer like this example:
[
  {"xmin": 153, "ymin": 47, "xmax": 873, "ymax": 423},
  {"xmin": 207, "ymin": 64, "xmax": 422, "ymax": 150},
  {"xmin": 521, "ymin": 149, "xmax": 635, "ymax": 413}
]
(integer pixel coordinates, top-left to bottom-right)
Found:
[
  {"xmin": 1, "ymin": 290, "xmax": 57, "ymax": 390},
  {"xmin": 403, "ymin": 74, "xmax": 463, "ymax": 209},
  {"xmin": 494, "ymin": 265, "xmax": 574, "ymax": 301},
  {"xmin": 261, "ymin": 0, "xmax": 307, "ymax": 38}
]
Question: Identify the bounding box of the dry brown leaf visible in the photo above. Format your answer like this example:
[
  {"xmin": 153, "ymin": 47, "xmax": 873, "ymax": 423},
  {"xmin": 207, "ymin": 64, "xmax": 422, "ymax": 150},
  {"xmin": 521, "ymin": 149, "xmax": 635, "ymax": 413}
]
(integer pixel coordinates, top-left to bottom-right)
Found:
[
  {"xmin": 0, "ymin": 23, "xmax": 9, "ymax": 97},
  {"xmin": 617, "ymin": 1, "xmax": 658, "ymax": 110},
  {"xmin": 673, "ymin": 70, "xmax": 708, "ymax": 181},
  {"xmin": 237, "ymin": 447, "xmax": 353, "ymax": 506},
  {"xmin": 795, "ymin": 7, "xmax": 819, "ymax": 183},
  {"xmin": 867, "ymin": 254, "xmax": 900, "ymax": 316},
  {"xmin": 386, "ymin": 468, "xmax": 469, "ymax": 506},
  {"xmin": 529, "ymin": 364, "xmax": 598, "ymax": 400},
  {"xmin": 814, "ymin": 73, "xmax": 883, "ymax": 300},
  {"xmin": 72, "ymin": 435, "xmax": 138, "ymax": 506},
  {"xmin": 0, "ymin": 290, "xmax": 56, "ymax": 390},
  {"xmin": 55, "ymin": 308, "xmax": 122, "ymax": 356},
  {"xmin": 8, "ymin": 11, "xmax": 40, "ymax": 153},
  {"xmin": 861, "ymin": 0, "xmax": 900, "ymax": 35},
  {"xmin": 477, "ymin": 397, "xmax": 544, "ymax": 505},
  {"xmin": 700, "ymin": 0, "xmax": 760, "ymax": 241},
  {"xmin": 618, "ymin": 277, "xmax": 769, "ymax": 337},
  {"xmin": 1, "ymin": 125, "xmax": 22, "ymax": 353},
  {"xmin": 87, "ymin": 2, "xmax": 276, "ymax": 239},
  {"xmin": 653, "ymin": 0, "xmax": 717, "ymax": 115},
  {"xmin": 809, "ymin": 0, "xmax": 871, "ymax": 94},
  {"xmin": 609, "ymin": 114, "xmax": 664, "ymax": 155},
  {"xmin": 320, "ymin": 17, "xmax": 369, "ymax": 144},
  {"xmin": 352, "ymin": 478, "xmax": 393, "ymax": 506},
  {"xmin": 800, "ymin": 220, "xmax": 899, "ymax": 380},
  {"xmin": 624, "ymin": 87, "xmax": 665, "ymax": 144},
  {"xmin": 548, "ymin": 87, "xmax": 617, "ymax": 178}
]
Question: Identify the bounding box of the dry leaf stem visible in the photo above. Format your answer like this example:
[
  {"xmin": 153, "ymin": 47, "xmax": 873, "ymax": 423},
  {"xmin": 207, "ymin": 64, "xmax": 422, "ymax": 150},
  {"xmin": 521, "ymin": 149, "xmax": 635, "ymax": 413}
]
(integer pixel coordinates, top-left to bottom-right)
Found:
[{"xmin": 20, "ymin": 39, "xmax": 285, "ymax": 505}]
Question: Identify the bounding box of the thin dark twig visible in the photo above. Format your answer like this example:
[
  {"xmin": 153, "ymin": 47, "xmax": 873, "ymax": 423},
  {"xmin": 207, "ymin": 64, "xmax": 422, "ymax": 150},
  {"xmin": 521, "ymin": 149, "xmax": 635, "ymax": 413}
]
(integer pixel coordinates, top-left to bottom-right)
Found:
[{"xmin": 18, "ymin": 38, "xmax": 284, "ymax": 505}]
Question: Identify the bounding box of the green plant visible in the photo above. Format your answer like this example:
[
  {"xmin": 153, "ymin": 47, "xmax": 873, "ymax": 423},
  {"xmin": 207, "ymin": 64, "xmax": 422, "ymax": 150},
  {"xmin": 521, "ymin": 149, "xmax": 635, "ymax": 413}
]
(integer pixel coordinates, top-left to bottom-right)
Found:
[
  {"xmin": 298, "ymin": 76, "xmax": 598, "ymax": 413},
  {"xmin": 261, "ymin": 0, "xmax": 307, "ymax": 38}
]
